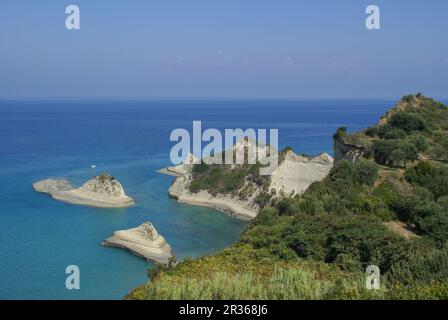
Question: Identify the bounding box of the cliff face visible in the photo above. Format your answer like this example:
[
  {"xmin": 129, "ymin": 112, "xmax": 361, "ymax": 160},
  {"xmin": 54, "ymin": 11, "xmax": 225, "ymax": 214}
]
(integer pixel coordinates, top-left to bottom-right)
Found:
[
  {"xmin": 333, "ymin": 136, "xmax": 364, "ymax": 164},
  {"xmin": 168, "ymin": 168, "xmax": 260, "ymax": 220},
  {"xmin": 163, "ymin": 150, "xmax": 333, "ymax": 220},
  {"xmin": 269, "ymin": 151, "xmax": 333, "ymax": 196}
]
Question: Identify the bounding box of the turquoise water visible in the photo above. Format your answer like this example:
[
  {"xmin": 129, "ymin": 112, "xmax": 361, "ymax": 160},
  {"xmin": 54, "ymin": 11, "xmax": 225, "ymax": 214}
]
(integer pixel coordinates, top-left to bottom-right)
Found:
[{"xmin": 0, "ymin": 100, "xmax": 392, "ymax": 299}]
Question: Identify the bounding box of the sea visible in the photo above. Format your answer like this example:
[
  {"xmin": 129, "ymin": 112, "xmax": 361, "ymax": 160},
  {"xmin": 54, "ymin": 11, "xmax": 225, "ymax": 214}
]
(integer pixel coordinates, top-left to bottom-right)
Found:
[{"xmin": 0, "ymin": 99, "xmax": 395, "ymax": 299}]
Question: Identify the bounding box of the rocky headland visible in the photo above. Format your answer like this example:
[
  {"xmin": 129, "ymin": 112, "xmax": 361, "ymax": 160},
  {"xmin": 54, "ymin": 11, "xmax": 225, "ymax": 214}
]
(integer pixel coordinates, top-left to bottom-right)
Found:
[
  {"xmin": 160, "ymin": 146, "xmax": 333, "ymax": 220},
  {"xmin": 102, "ymin": 222, "xmax": 172, "ymax": 265},
  {"xmin": 33, "ymin": 173, "xmax": 134, "ymax": 208}
]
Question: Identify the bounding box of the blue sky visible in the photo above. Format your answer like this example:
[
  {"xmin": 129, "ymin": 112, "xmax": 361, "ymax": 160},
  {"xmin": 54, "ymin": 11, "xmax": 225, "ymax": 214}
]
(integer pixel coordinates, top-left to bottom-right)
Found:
[{"xmin": 1, "ymin": 0, "xmax": 447, "ymax": 99}]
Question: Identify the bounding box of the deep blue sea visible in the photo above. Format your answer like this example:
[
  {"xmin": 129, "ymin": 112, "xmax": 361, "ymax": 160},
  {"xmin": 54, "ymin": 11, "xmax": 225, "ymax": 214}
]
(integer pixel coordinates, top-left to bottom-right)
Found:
[{"xmin": 0, "ymin": 99, "xmax": 394, "ymax": 299}]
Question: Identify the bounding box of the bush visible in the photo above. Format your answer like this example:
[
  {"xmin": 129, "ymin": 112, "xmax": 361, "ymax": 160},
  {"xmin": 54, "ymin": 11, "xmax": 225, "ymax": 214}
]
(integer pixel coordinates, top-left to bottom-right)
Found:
[
  {"xmin": 352, "ymin": 160, "xmax": 379, "ymax": 186},
  {"xmin": 388, "ymin": 243, "xmax": 448, "ymax": 287},
  {"xmin": 373, "ymin": 140, "xmax": 418, "ymax": 167},
  {"xmin": 411, "ymin": 135, "xmax": 429, "ymax": 152},
  {"xmin": 373, "ymin": 140, "xmax": 398, "ymax": 165},
  {"xmin": 437, "ymin": 196, "xmax": 448, "ymax": 211},
  {"xmin": 418, "ymin": 214, "xmax": 448, "ymax": 245},
  {"xmin": 365, "ymin": 126, "xmax": 378, "ymax": 137},
  {"xmin": 390, "ymin": 149, "xmax": 407, "ymax": 167},
  {"xmin": 390, "ymin": 112, "xmax": 427, "ymax": 133},
  {"xmin": 390, "ymin": 196, "xmax": 419, "ymax": 222},
  {"xmin": 335, "ymin": 126, "xmax": 347, "ymax": 138},
  {"xmin": 325, "ymin": 215, "xmax": 407, "ymax": 272},
  {"xmin": 399, "ymin": 142, "xmax": 419, "ymax": 163},
  {"xmin": 405, "ymin": 162, "xmax": 448, "ymax": 199},
  {"xmin": 373, "ymin": 182, "xmax": 400, "ymax": 206},
  {"xmin": 405, "ymin": 162, "xmax": 434, "ymax": 185},
  {"xmin": 378, "ymin": 125, "xmax": 407, "ymax": 140}
]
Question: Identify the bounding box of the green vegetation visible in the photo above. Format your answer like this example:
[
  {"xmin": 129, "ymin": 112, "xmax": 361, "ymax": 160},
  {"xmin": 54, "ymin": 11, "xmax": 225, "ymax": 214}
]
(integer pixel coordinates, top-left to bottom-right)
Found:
[
  {"xmin": 189, "ymin": 159, "xmax": 269, "ymax": 198},
  {"xmin": 188, "ymin": 147, "xmax": 294, "ymax": 200},
  {"xmin": 129, "ymin": 94, "xmax": 448, "ymax": 300},
  {"xmin": 128, "ymin": 245, "xmax": 384, "ymax": 300},
  {"xmin": 358, "ymin": 94, "xmax": 448, "ymax": 164}
]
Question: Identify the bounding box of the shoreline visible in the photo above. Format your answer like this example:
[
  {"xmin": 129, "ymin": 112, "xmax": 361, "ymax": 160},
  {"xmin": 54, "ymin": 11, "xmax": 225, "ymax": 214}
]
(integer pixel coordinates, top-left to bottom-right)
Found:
[
  {"xmin": 168, "ymin": 187, "xmax": 258, "ymax": 221},
  {"xmin": 167, "ymin": 172, "xmax": 259, "ymax": 220}
]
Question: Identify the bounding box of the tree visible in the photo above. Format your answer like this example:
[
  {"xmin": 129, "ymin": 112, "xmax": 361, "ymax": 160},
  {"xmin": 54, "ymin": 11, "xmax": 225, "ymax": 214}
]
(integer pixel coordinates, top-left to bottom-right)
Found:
[
  {"xmin": 378, "ymin": 125, "xmax": 406, "ymax": 140},
  {"xmin": 399, "ymin": 142, "xmax": 419, "ymax": 163},
  {"xmin": 418, "ymin": 213, "xmax": 448, "ymax": 245},
  {"xmin": 335, "ymin": 127, "xmax": 347, "ymax": 138},
  {"xmin": 390, "ymin": 112, "xmax": 427, "ymax": 133},
  {"xmin": 390, "ymin": 149, "xmax": 406, "ymax": 167},
  {"xmin": 373, "ymin": 140, "xmax": 398, "ymax": 165},
  {"xmin": 411, "ymin": 135, "xmax": 429, "ymax": 152},
  {"xmin": 353, "ymin": 160, "xmax": 379, "ymax": 185}
]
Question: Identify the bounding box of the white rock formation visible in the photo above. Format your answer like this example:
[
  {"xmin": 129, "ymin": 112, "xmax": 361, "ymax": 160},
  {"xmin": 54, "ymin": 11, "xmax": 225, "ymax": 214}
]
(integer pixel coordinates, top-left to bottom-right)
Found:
[
  {"xmin": 168, "ymin": 172, "xmax": 259, "ymax": 220},
  {"xmin": 269, "ymin": 151, "xmax": 333, "ymax": 196},
  {"xmin": 158, "ymin": 153, "xmax": 200, "ymax": 177},
  {"xmin": 102, "ymin": 222, "xmax": 172, "ymax": 265},
  {"xmin": 231, "ymin": 138, "xmax": 274, "ymax": 163},
  {"xmin": 33, "ymin": 173, "xmax": 134, "ymax": 208},
  {"xmin": 161, "ymin": 146, "xmax": 333, "ymax": 220}
]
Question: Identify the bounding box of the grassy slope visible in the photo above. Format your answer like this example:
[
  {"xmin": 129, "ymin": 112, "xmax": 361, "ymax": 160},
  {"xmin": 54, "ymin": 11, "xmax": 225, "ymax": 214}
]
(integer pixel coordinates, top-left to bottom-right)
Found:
[{"xmin": 128, "ymin": 94, "xmax": 448, "ymax": 300}]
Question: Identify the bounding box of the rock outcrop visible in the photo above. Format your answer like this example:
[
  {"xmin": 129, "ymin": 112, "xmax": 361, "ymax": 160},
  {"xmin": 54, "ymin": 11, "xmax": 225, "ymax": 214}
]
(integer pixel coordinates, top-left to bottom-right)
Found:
[
  {"xmin": 269, "ymin": 151, "xmax": 333, "ymax": 196},
  {"xmin": 161, "ymin": 147, "xmax": 333, "ymax": 220},
  {"xmin": 333, "ymin": 136, "xmax": 365, "ymax": 164},
  {"xmin": 102, "ymin": 222, "xmax": 172, "ymax": 265},
  {"xmin": 158, "ymin": 153, "xmax": 199, "ymax": 177},
  {"xmin": 168, "ymin": 172, "xmax": 259, "ymax": 220},
  {"xmin": 33, "ymin": 173, "xmax": 134, "ymax": 208}
]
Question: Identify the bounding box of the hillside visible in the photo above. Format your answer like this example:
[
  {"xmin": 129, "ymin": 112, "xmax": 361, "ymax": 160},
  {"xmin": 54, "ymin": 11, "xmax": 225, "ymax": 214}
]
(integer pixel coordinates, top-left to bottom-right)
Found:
[{"xmin": 128, "ymin": 94, "xmax": 448, "ymax": 300}]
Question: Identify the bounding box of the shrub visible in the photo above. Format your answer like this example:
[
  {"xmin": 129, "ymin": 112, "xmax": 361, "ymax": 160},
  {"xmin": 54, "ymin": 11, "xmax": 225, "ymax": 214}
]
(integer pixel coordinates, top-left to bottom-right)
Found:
[
  {"xmin": 352, "ymin": 160, "xmax": 379, "ymax": 186},
  {"xmin": 378, "ymin": 125, "xmax": 407, "ymax": 140},
  {"xmin": 418, "ymin": 214, "xmax": 448, "ymax": 245},
  {"xmin": 373, "ymin": 140, "xmax": 398, "ymax": 165},
  {"xmin": 390, "ymin": 196, "xmax": 419, "ymax": 222},
  {"xmin": 373, "ymin": 182, "xmax": 400, "ymax": 206},
  {"xmin": 365, "ymin": 126, "xmax": 378, "ymax": 137},
  {"xmin": 401, "ymin": 95, "xmax": 414, "ymax": 103},
  {"xmin": 388, "ymin": 243, "xmax": 448, "ymax": 286},
  {"xmin": 390, "ymin": 112, "xmax": 427, "ymax": 133},
  {"xmin": 255, "ymin": 192, "xmax": 272, "ymax": 209},
  {"xmin": 437, "ymin": 196, "xmax": 448, "ymax": 211},
  {"xmin": 399, "ymin": 142, "xmax": 419, "ymax": 163},
  {"xmin": 390, "ymin": 149, "xmax": 407, "ymax": 167},
  {"xmin": 411, "ymin": 135, "xmax": 429, "ymax": 152},
  {"xmin": 335, "ymin": 126, "xmax": 347, "ymax": 138},
  {"xmin": 405, "ymin": 162, "xmax": 434, "ymax": 185},
  {"xmin": 325, "ymin": 215, "xmax": 407, "ymax": 272},
  {"xmin": 405, "ymin": 162, "xmax": 448, "ymax": 199}
]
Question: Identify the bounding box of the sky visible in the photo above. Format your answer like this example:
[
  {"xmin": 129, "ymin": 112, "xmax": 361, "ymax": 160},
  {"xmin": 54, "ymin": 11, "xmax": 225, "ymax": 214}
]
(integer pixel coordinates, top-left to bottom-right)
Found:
[{"xmin": 0, "ymin": 0, "xmax": 447, "ymax": 99}]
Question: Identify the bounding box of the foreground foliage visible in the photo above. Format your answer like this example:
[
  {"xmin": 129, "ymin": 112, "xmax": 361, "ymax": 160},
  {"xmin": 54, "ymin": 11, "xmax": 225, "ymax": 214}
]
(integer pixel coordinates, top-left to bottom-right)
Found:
[{"xmin": 128, "ymin": 94, "xmax": 448, "ymax": 300}]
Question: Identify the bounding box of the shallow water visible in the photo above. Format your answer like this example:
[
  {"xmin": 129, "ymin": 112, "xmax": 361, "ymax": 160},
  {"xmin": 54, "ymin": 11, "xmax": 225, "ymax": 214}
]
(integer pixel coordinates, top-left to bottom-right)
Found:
[{"xmin": 0, "ymin": 99, "xmax": 392, "ymax": 299}]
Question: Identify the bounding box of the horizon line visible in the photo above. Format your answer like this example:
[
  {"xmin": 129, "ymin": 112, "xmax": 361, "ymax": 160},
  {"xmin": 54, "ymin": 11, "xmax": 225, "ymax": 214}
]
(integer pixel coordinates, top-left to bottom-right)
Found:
[{"xmin": 1, "ymin": 96, "xmax": 441, "ymax": 102}]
